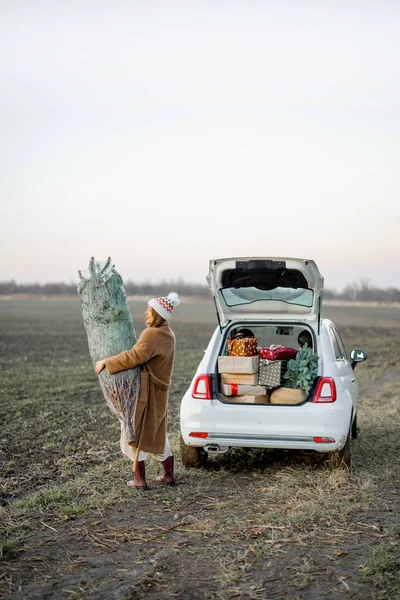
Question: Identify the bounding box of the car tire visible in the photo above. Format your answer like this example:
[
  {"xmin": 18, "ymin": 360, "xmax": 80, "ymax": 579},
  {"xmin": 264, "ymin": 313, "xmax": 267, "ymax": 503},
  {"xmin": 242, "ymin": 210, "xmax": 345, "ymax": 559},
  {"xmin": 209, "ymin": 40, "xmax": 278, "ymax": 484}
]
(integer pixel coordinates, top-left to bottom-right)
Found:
[
  {"xmin": 179, "ymin": 434, "xmax": 208, "ymax": 468},
  {"xmin": 327, "ymin": 429, "xmax": 351, "ymax": 469}
]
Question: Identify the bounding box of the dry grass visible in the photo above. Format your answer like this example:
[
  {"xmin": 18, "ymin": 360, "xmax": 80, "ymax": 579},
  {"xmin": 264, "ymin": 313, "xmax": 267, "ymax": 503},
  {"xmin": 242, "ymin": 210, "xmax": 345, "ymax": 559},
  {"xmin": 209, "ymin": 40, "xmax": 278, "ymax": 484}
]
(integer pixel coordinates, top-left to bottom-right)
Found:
[{"xmin": 0, "ymin": 299, "xmax": 399, "ymax": 599}]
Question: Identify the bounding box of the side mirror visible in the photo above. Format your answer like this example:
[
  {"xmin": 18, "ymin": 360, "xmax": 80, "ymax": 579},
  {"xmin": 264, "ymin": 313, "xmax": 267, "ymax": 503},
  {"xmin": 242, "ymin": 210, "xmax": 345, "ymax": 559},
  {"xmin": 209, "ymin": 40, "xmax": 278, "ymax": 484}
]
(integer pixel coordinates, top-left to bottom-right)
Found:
[{"xmin": 350, "ymin": 349, "xmax": 368, "ymax": 369}]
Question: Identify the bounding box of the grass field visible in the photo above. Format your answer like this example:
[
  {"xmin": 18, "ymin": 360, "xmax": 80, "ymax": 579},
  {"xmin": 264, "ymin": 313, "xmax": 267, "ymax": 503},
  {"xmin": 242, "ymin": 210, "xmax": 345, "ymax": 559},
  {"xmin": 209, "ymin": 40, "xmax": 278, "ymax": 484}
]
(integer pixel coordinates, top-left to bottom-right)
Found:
[{"xmin": 0, "ymin": 298, "xmax": 399, "ymax": 599}]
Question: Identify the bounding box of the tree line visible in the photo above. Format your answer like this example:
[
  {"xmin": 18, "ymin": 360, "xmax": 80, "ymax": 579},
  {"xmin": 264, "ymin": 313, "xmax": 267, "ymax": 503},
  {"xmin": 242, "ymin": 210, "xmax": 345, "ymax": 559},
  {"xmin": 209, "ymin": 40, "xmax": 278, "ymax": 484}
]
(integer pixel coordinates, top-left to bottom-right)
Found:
[
  {"xmin": 0, "ymin": 279, "xmax": 210, "ymax": 298},
  {"xmin": 324, "ymin": 279, "xmax": 400, "ymax": 302},
  {"xmin": 0, "ymin": 277, "xmax": 399, "ymax": 302}
]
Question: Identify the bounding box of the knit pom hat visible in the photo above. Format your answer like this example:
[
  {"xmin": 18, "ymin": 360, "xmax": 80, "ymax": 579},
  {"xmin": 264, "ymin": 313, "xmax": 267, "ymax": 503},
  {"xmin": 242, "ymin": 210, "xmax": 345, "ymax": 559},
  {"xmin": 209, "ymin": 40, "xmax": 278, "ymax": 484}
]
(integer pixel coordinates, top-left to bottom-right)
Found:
[{"xmin": 148, "ymin": 292, "xmax": 180, "ymax": 321}]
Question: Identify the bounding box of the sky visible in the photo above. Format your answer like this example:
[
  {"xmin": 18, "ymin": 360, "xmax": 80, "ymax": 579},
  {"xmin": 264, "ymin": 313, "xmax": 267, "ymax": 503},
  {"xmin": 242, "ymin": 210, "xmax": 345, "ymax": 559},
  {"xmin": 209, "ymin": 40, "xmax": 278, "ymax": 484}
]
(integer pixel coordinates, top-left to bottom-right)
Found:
[{"xmin": 1, "ymin": 0, "xmax": 399, "ymax": 292}]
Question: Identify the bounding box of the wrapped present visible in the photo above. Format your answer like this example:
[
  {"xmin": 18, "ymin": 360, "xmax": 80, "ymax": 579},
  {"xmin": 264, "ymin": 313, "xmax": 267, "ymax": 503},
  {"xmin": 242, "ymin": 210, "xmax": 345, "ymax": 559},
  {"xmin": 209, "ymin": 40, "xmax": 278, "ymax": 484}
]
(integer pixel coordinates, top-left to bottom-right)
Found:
[
  {"xmin": 222, "ymin": 394, "xmax": 270, "ymax": 404},
  {"xmin": 227, "ymin": 333, "xmax": 258, "ymax": 357},
  {"xmin": 270, "ymin": 387, "xmax": 304, "ymax": 404},
  {"xmin": 259, "ymin": 345, "xmax": 298, "ymax": 360},
  {"xmin": 258, "ymin": 359, "xmax": 287, "ymax": 387},
  {"xmin": 218, "ymin": 355, "xmax": 259, "ymax": 374},
  {"xmin": 221, "ymin": 372, "xmax": 259, "ymax": 385},
  {"xmin": 221, "ymin": 383, "xmax": 267, "ymax": 396}
]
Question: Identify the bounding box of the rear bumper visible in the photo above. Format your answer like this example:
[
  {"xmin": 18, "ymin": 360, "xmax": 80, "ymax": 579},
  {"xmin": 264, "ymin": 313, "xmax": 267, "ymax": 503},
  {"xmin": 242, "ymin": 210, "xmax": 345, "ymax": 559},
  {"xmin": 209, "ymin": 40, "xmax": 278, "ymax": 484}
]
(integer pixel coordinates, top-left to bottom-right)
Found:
[
  {"xmin": 180, "ymin": 395, "xmax": 352, "ymax": 453},
  {"xmin": 183, "ymin": 432, "xmax": 344, "ymax": 453}
]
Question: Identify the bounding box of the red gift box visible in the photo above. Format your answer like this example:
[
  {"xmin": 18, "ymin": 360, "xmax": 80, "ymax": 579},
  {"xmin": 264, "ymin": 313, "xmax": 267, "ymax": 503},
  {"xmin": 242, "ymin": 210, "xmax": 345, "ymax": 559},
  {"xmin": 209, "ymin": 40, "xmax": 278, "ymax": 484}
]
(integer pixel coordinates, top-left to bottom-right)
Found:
[{"xmin": 259, "ymin": 346, "xmax": 298, "ymax": 361}]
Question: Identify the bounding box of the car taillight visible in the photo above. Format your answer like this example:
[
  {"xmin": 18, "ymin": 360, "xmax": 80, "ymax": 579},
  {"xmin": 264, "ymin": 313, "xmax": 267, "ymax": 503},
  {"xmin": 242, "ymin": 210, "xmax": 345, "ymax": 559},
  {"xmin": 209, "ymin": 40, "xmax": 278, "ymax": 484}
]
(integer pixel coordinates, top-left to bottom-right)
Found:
[
  {"xmin": 313, "ymin": 377, "xmax": 337, "ymax": 403},
  {"xmin": 189, "ymin": 432, "xmax": 208, "ymax": 438},
  {"xmin": 314, "ymin": 437, "xmax": 336, "ymax": 443},
  {"xmin": 192, "ymin": 374, "xmax": 212, "ymax": 400}
]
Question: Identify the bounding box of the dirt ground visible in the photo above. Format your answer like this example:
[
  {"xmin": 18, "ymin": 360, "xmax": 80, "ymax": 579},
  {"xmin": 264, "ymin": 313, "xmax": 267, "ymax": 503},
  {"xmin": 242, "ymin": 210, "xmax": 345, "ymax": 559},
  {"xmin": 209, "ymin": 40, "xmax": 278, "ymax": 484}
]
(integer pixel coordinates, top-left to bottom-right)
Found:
[{"xmin": 0, "ymin": 299, "xmax": 399, "ymax": 599}]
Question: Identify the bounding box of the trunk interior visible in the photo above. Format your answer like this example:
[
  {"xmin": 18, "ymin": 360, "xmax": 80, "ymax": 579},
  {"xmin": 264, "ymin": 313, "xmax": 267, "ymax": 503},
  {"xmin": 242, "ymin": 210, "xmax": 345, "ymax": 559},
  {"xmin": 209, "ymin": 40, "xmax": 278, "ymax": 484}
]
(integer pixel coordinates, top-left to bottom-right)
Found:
[{"xmin": 217, "ymin": 322, "xmax": 315, "ymax": 406}]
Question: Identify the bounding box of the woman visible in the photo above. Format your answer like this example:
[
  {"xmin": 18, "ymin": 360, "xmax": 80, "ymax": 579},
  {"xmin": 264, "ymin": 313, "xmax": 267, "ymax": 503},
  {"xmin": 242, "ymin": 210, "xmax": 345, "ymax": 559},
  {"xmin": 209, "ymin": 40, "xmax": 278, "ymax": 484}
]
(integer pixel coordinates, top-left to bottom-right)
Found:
[{"xmin": 95, "ymin": 292, "xmax": 180, "ymax": 490}]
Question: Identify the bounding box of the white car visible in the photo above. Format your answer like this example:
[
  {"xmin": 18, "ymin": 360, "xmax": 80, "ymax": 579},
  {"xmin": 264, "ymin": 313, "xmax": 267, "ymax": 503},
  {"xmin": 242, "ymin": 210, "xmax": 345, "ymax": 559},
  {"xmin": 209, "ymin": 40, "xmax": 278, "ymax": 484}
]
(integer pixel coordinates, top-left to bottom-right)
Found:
[{"xmin": 179, "ymin": 257, "xmax": 367, "ymax": 468}]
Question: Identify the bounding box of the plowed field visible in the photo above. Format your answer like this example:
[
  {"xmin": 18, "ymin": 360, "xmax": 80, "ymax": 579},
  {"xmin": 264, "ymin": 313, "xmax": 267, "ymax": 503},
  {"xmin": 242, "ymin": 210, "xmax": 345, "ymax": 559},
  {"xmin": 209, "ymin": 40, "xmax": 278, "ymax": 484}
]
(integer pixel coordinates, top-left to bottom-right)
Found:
[{"xmin": 1, "ymin": 299, "xmax": 399, "ymax": 599}]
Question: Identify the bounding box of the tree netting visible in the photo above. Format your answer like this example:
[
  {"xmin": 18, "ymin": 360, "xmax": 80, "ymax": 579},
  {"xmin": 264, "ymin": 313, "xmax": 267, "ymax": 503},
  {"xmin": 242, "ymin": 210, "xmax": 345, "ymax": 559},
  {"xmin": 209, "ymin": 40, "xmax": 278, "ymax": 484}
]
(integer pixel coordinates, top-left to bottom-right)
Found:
[{"xmin": 77, "ymin": 257, "xmax": 140, "ymax": 448}]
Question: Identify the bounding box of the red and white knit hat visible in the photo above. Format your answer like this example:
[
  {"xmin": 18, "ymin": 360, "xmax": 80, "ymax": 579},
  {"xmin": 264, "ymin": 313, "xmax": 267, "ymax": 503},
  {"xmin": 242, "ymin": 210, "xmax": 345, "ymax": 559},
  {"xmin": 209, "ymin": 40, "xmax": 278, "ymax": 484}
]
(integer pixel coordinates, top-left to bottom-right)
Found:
[{"xmin": 148, "ymin": 292, "xmax": 180, "ymax": 321}]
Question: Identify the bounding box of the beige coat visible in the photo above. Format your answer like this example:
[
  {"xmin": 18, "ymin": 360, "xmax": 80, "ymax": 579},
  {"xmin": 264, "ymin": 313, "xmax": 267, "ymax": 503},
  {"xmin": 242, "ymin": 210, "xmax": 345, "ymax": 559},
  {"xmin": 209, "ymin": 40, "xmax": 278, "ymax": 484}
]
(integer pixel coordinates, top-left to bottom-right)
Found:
[{"xmin": 105, "ymin": 322, "xmax": 176, "ymax": 454}]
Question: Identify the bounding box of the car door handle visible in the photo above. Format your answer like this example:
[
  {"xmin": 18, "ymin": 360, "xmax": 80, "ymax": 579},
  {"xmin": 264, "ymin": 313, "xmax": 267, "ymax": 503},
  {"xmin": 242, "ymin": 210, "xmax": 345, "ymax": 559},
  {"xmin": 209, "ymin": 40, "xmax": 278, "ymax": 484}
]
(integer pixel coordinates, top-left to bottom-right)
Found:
[{"xmin": 350, "ymin": 378, "xmax": 356, "ymax": 382}]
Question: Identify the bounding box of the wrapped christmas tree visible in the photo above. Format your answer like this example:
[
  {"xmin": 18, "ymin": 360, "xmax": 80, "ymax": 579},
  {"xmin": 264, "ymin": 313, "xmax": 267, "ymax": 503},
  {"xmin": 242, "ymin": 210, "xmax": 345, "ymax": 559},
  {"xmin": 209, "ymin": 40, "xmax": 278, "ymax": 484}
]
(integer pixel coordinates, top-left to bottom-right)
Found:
[{"xmin": 77, "ymin": 257, "xmax": 140, "ymax": 455}]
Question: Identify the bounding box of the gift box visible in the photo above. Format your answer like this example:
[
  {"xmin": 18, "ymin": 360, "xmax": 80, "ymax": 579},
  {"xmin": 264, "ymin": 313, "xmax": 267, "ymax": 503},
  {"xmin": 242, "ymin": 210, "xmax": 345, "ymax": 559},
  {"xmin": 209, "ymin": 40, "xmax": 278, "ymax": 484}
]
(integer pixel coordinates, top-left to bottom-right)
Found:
[
  {"xmin": 270, "ymin": 387, "xmax": 304, "ymax": 404},
  {"xmin": 258, "ymin": 359, "xmax": 287, "ymax": 387},
  {"xmin": 227, "ymin": 334, "xmax": 258, "ymax": 357},
  {"xmin": 259, "ymin": 346, "xmax": 298, "ymax": 361},
  {"xmin": 221, "ymin": 383, "xmax": 267, "ymax": 396},
  {"xmin": 218, "ymin": 356, "xmax": 259, "ymax": 374},
  {"xmin": 221, "ymin": 394, "xmax": 269, "ymax": 404},
  {"xmin": 221, "ymin": 372, "xmax": 259, "ymax": 385},
  {"xmin": 221, "ymin": 394, "xmax": 270, "ymax": 404}
]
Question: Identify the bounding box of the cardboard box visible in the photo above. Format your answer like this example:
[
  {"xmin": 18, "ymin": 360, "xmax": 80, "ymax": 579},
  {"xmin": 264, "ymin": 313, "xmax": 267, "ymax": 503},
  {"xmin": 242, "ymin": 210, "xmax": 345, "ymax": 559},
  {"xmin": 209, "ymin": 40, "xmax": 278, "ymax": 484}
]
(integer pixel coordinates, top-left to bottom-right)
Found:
[
  {"xmin": 221, "ymin": 373, "xmax": 259, "ymax": 385},
  {"xmin": 258, "ymin": 359, "xmax": 287, "ymax": 387},
  {"xmin": 218, "ymin": 355, "xmax": 259, "ymax": 374},
  {"xmin": 221, "ymin": 394, "xmax": 270, "ymax": 404},
  {"xmin": 221, "ymin": 383, "xmax": 267, "ymax": 396}
]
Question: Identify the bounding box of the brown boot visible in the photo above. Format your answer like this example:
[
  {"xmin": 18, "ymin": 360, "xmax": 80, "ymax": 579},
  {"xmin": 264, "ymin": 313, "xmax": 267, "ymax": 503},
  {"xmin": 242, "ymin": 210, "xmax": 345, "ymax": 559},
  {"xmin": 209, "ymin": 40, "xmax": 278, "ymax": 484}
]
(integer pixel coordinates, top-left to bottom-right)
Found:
[
  {"xmin": 155, "ymin": 455, "xmax": 175, "ymax": 486},
  {"xmin": 127, "ymin": 460, "xmax": 149, "ymax": 490}
]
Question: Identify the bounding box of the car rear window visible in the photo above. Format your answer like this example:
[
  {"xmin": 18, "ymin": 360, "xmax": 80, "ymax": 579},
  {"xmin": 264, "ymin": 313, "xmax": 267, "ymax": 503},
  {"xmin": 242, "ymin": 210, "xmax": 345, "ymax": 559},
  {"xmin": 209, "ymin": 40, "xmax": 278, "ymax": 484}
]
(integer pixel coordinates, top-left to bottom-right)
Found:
[
  {"xmin": 221, "ymin": 286, "xmax": 314, "ymax": 308},
  {"xmin": 330, "ymin": 325, "xmax": 348, "ymax": 360}
]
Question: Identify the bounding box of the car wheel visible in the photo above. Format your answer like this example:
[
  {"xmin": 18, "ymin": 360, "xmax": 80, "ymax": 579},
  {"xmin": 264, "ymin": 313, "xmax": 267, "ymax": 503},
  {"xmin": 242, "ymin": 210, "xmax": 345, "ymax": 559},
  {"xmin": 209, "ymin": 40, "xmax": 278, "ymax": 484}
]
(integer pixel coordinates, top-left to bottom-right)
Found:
[
  {"xmin": 351, "ymin": 414, "xmax": 358, "ymax": 439},
  {"xmin": 327, "ymin": 429, "xmax": 351, "ymax": 469},
  {"xmin": 179, "ymin": 434, "xmax": 208, "ymax": 468}
]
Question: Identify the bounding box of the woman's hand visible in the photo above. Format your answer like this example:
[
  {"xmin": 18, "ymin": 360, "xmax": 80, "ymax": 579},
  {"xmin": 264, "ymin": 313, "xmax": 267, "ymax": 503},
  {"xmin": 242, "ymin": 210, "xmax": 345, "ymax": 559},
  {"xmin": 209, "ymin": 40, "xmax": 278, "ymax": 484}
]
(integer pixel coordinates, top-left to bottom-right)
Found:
[{"xmin": 95, "ymin": 360, "xmax": 106, "ymax": 375}]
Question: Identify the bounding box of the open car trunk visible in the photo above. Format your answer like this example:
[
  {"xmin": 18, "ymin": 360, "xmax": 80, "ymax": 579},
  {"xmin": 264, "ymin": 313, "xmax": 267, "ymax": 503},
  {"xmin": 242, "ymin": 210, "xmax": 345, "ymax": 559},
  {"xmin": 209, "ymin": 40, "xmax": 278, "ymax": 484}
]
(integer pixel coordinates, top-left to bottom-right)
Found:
[
  {"xmin": 207, "ymin": 257, "xmax": 323, "ymax": 406},
  {"xmin": 216, "ymin": 321, "xmax": 317, "ymax": 406}
]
